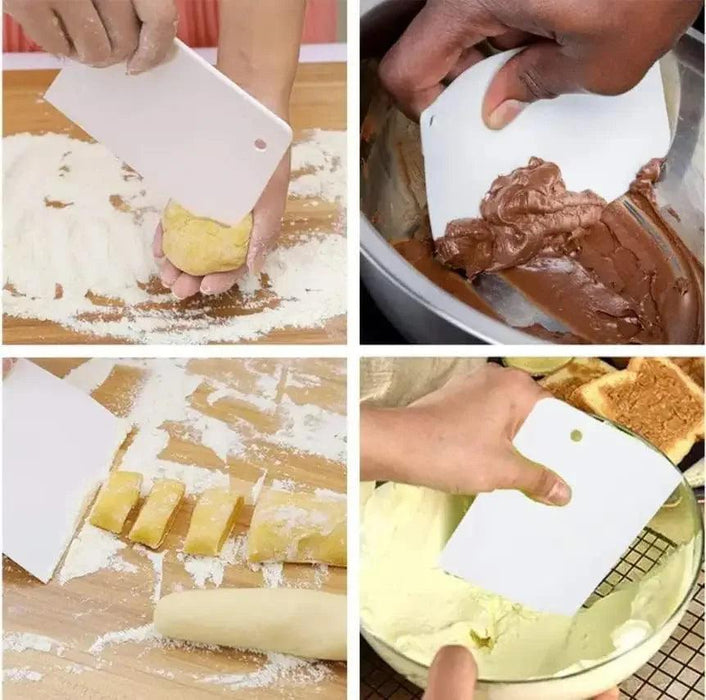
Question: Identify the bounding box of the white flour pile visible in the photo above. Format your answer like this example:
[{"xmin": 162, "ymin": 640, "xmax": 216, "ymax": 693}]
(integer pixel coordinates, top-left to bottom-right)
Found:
[
  {"xmin": 136, "ymin": 548, "xmax": 165, "ymax": 602},
  {"xmin": 4, "ymin": 668, "xmax": 43, "ymax": 682},
  {"xmin": 3, "ymin": 633, "xmax": 64, "ymax": 655},
  {"xmin": 59, "ymin": 524, "xmax": 138, "ymax": 585},
  {"xmin": 273, "ymin": 395, "xmax": 347, "ymax": 464},
  {"xmin": 289, "ymin": 129, "xmax": 346, "ymax": 202},
  {"xmin": 88, "ymin": 624, "xmax": 159, "ymax": 656},
  {"xmin": 177, "ymin": 534, "xmax": 249, "ymax": 589},
  {"xmin": 3, "ymin": 131, "xmax": 346, "ymax": 343}
]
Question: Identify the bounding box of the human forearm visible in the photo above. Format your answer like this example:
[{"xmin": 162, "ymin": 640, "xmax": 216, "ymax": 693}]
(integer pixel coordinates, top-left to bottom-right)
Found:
[
  {"xmin": 361, "ymin": 405, "xmax": 424, "ymax": 483},
  {"xmin": 217, "ymin": 0, "xmax": 306, "ymax": 119}
]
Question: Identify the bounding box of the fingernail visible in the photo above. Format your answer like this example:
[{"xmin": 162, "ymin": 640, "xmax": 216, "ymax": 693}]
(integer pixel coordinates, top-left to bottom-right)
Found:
[
  {"xmin": 486, "ymin": 99, "xmax": 527, "ymax": 130},
  {"xmin": 546, "ymin": 479, "xmax": 572, "ymax": 507}
]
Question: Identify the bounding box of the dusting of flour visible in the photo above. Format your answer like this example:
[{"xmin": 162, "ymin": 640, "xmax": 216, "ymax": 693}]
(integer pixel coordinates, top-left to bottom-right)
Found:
[
  {"xmin": 10, "ymin": 359, "xmax": 345, "ymax": 692},
  {"xmin": 199, "ymin": 652, "xmax": 332, "ymax": 690},
  {"xmin": 59, "ymin": 524, "xmax": 138, "ymax": 585},
  {"xmin": 289, "ymin": 129, "xmax": 346, "ymax": 202},
  {"xmin": 3, "ymin": 131, "xmax": 346, "ymax": 343},
  {"xmin": 4, "ymin": 668, "xmax": 43, "ymax": 682}
]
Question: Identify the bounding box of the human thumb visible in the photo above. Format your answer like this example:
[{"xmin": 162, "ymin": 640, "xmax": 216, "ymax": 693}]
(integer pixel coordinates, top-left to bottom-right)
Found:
[
  {"xmin": 482, "ymin": 42, "xmax": 582, "ymax": 129},
  {"xmin": 423, "ymin": 646, "xmax": 478, "ymax": 700},
  {"xmin": 495, "ymin": 447, "xmax": 572, "ymax": 507}
]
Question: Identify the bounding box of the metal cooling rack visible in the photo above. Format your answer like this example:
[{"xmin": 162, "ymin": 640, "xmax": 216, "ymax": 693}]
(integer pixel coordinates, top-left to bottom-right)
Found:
[
  {"xmin": 361, "ymin": 575, "xmax": 705, "ymax": 700},
  {"xmin": 584, "ymin": 527, "xmax": 677, "ymax": 609}
]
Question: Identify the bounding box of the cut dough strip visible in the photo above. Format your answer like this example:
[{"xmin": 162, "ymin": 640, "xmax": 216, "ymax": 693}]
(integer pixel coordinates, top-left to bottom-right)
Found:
[
  {"xmin": 184, "ymin": 488, "xmax": 243, "ymax": 556},
  {"xmin": 154, "ymin": 588, "xmax": 346, "ymax": 660},
  {"xmin": 128, "ymin": 479, "xmax": 185, "ymax": 549},
  {"xmin": 89, "ymin": 471, "xmax": 142, "ymax": 534},
  {"xmin": 248, "ymin": 489, "xmax": 347, "ymax": 567}
]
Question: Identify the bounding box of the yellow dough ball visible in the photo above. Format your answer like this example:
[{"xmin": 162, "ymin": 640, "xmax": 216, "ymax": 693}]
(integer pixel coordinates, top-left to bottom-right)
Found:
[{"xmin": 161, "ymin": 200, "xmax": 253, "ymax": 276}]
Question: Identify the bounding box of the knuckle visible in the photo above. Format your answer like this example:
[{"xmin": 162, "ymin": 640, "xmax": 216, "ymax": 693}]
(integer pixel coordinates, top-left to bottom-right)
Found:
[
  {"xmin": 378, "ymin": 54, "xmax": 402, "ymax": 96},
  {"xmin": 502, "ymin": 367, "xmax": 535, "ymax": 388},
  {"xmin": 533, "ymin": 468, "xmax": 556, "ymax": 498},
  {"xmin": 518, "ymin": 64, "xmax": 560, "ymax": 100}
]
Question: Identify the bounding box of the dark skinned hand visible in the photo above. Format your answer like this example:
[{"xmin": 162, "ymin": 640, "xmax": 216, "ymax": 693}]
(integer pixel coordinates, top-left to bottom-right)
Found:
[{"xmin": 379, "ymin": 0, "xmax": 702, "ymax": 127}]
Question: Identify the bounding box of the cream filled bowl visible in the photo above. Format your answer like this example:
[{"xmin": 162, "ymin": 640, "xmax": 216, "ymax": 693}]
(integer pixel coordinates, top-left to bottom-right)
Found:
[{"xmin": 360, "ymin": 479, "xmax": 702, "ymax": 700}]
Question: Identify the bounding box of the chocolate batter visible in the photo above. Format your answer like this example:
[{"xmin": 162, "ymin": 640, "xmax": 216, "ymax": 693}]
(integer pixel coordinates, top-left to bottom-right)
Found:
[{"xmin": 420, "ymin": 158, "xmax": 703, "ymax": 344}]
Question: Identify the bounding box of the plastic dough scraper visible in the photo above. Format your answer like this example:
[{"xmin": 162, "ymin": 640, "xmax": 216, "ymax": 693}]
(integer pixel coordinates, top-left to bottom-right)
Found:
[
  {"xmin": 439, "ymin": 398, "xmax": 682, "ymax": 616},
  {"xmin": 421, "ymin": 49, "xmax": 671, "ymax": 240},
  {"xmin": 3, "ymin": 360, "xmax": 128, "ymax": 583},
  {"xmin": 44, "ymin": 39, "xmax": 292, "ymax": 224}
]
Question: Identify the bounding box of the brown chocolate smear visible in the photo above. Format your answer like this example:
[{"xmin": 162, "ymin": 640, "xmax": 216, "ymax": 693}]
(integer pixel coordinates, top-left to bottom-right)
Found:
[
  {"xmin": 437, "ymin": 158, "xmax": 606, "ymax": 277},
  {"xmin": 436, "ymin": 157, "xmax": 703, "ymax": 344},
  {"xmin": 393, "ymin": 237, "xmax": 500, "ymax": 321}
]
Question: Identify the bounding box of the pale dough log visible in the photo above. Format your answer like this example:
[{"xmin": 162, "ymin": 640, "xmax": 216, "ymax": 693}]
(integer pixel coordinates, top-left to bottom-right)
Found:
[
  {"xmin": 161, "ymin": 200, "xmax": 253, "ymax": 276},
  {"xmin": 154, "ymin": 588, "xmax": 346, "ymax": 661},
  {"xmin": 247, "ymin": 489, "xmax": 347, "ymax": 567}
]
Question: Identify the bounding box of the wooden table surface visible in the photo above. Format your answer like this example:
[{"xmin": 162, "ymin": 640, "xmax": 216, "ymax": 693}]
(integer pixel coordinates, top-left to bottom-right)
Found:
[
  {"xmin": 2, "ymin": 63, "xmax": 346, "ymax": 345},
  {"xmin": 3, "ymin": 358, "xmax": 347, "ymax": 698}
]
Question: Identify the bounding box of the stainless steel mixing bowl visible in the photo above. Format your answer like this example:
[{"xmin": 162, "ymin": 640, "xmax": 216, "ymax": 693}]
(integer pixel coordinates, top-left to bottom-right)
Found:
[{"xmin": 360, "ymin": 0, "xmax": 705, "ymax": 344}]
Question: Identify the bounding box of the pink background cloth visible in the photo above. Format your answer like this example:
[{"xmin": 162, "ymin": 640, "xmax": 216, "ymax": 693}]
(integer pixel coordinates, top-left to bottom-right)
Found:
[{"xmin": 3, "ymin": 0, "xmax": 339, "ymax": 52}]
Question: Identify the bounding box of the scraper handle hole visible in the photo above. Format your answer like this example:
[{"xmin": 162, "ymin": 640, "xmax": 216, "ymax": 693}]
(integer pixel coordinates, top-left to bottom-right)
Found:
[{"xmin": 254, "ymin": 138, "xmax": 267, "ymax": 151}]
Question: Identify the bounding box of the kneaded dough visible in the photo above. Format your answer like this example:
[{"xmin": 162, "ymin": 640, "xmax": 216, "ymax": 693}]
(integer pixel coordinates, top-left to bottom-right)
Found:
[
  {"xmin": 161, "ymin": 200, "xmax": 253, "ymax": 276},
  {"xmin": 89, "ymin": 471, "xmax": 142, "ymax": 534},
  {"xmin": 247, "ymin": 488, "xmax": 347, "ymax": 566},
  {"xmin": 154, "ymin": 588, "xmax": 346, "ymax": 661},
  {"xmin": 184, "ymin": 488, "xmax": 242, "ymax": 556},
  {"xmin": 128, "ymin": 478, "xmax": 184, "ymax": 549}
]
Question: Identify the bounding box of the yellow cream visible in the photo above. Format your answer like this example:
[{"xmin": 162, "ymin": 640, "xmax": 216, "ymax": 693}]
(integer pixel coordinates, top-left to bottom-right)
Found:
[{"xmin": 360, "ymin": 482, "xmax": 694, "ymax": 681}]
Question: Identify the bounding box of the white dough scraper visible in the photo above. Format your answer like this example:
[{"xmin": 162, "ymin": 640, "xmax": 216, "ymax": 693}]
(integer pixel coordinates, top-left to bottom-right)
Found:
[
  {"xmin": 44, "ymin": 39, "xmax": 292, "ymax": 224},
  {"xmin": 421, "ymin": 49, "xmax": 671, "ymax": 240},
  {"xmin": 439, "ymin": 398, "xmax": 682, "ymax": 617},
  {"xmin": 3, "ymin": 360, "xmax": 128, "ymax": 583}
]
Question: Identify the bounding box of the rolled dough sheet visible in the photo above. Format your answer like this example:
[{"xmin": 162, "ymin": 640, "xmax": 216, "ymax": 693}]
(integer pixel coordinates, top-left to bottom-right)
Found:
[
  {"xmin": 154, "ymin": 588, "xmax": 346, "ymax": 661},
  {"xmin": 3, "ymin": 360, "xmax": 128, "ymax": 583}
]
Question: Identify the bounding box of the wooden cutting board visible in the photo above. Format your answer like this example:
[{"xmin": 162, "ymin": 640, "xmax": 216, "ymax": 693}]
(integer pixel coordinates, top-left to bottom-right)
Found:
[
  {"xmin": 2, "ymin": 63, "xmax": 346, "ymax": 345},
  {"xmin": 3, "ymin": 358, "xmax": 347, "ymax": 698}
]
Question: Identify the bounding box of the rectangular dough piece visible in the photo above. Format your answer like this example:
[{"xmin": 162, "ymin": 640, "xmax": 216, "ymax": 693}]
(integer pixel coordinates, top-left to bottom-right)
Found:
[
  {"xmin": 184, "ymin": 488, "xmax": 243, "ymax": 556},
  {"xmin": 247, "ymin": 489, "xmax": 347, "ymax": 567},
  {"xmin": 89, "ymin": 471, "xmax": 142, "ymax": 534},
  {"xmin": 128, "ymin": 479, "xmax": 185, "ymax": 549}
]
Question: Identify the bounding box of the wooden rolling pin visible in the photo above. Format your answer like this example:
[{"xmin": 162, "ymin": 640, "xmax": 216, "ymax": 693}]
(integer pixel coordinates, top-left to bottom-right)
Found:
[{"xmin": 154, "ymin": 588, "xmax": 346, "ymax": 661}]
